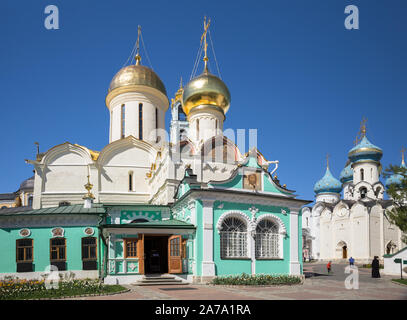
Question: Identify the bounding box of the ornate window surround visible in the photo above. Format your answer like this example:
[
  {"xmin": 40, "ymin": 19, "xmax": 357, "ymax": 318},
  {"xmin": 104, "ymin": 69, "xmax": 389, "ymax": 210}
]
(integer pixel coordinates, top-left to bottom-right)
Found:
[
  {"xmin": 216, "ymin": 210, "xmax": 287, "ymax": 260},
  {"xmin": 216, "ymin": 211, "xmax": 253, "ymax": 234}
]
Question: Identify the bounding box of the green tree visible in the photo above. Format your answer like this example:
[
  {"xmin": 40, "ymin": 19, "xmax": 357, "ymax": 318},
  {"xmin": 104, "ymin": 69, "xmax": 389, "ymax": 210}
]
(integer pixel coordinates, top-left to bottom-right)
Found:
[{"xmin": 383, "ymin": 164, "xmax": 407, "ymax": 244}]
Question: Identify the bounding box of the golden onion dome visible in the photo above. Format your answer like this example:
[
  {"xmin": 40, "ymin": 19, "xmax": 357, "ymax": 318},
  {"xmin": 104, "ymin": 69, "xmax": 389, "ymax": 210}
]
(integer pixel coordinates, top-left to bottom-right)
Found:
[
  {"xmin": 182, "ymin": 70, "xmax": 231, "ymax": 116},
  {"xmin": 106, "ymin": 64, "xmax": 167, "ymax": 106}
]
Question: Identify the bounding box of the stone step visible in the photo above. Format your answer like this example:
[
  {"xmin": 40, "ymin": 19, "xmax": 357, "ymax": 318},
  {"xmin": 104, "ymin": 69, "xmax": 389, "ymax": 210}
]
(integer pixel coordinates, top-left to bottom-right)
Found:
[
  {"xmin": 133, "ymin": 274, "xmax": 188, "ymax": 286},
  {"xmin": 136, "ymin": 281, "xmax": 188, "ymax": 286},
  {"xmin": 140, "ymin": 278, "xmax": 183, "ymax": 283},
  {"xmin": 142, "ymin": 276, "xmax": 176, "ymax": 280}
]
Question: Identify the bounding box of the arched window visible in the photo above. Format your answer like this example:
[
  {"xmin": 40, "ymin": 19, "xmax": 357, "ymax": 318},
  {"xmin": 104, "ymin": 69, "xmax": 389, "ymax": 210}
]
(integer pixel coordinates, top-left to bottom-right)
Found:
[
  {"xmin": 139, "ymin": 103, "xmax": 143, "ymax": 140},
  {"xmin": 360, "ymin": 168, "xmax": 364, "ymax": 181},
  {"xmin": 28, "ymin": 196, "xmax": 33, "ymax": 207},
  {"xmin": 255, "ymin": 219, "xmax": 280, "ymax": 258},
  {"xmin": 121, "ymin": 104, "xmax": 125, "ymax": 139},
  {"xmin": 220, "ymin": 217, "xmax": 247, "ymax": 259},
  {"xmin": 128, "ymin": 171, "xmax": 133, "ymax": 191},
  {"xmin": 155, "ymin": 108, "xmax": 158, "ymax": 130},
  {"xmin": 360, "ymin": 187, "xmax": 367, "ymax": 199}
]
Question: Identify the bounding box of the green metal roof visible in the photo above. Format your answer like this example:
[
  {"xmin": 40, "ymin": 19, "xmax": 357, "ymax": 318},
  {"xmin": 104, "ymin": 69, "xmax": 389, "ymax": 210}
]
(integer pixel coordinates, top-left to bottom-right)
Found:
[
  {"xmin": 0, "ymin": 203, "xmax": 105, "ymax": 216},
  {"xmin": 102, "ymin": 219, "xmax": 195, "ymax": 229}
]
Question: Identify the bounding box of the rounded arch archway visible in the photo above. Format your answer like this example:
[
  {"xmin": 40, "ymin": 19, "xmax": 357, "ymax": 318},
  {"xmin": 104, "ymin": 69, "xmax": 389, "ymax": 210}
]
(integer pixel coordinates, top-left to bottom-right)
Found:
[
  {"xmin": 336, "ymin": 241, "xmax": 348, "ymax": 259},
  {"xmin": 386, "ymin": 241, "xmax": 397, "ymax": 255}
]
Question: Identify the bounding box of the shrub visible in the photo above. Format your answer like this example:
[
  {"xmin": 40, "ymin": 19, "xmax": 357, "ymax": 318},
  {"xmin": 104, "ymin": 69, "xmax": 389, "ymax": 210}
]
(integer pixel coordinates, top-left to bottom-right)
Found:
[
  {"xmin": 211, "ymin": 273, "xmax": 301, "ymax": 286},
  {"xmin": 0, "ymin": 278, "xmax": 123, "ymax": 300},
  {"xmin": 361, "ymin": 264, "xmax": 384, "ymax": 269}
]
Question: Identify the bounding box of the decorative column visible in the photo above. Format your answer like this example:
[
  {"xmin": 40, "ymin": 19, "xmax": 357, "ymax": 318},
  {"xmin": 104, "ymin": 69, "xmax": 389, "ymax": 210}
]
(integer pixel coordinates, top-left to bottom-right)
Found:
[
  {"xmin": 188, "ymin": 201, "xmax": 197, "ymax": 275},
  {"xmin": 248, "ymin": 206, "xmax": 259, "ymax": 275},
  {"xmin": 289, "ymin": 209, "xmax": 301, "ymax": 275},
  {"xmin": 201, "ymin": 199, "xmax": 215, "ymax": 278}
]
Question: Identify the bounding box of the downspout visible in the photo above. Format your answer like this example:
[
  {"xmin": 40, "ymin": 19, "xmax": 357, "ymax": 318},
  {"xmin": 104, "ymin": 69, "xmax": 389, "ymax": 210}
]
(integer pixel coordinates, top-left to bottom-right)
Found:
[{"xmin": 97, "ymin": 213, "xmax": 108, "ymax": 281}]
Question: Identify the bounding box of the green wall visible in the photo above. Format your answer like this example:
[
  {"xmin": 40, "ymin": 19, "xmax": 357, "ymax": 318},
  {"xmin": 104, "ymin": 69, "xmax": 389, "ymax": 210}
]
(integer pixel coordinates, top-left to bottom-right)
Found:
[
  {"xmin": 0, "ymin": 225, "xmax": 99, "ymax": 273},
  {"xmin": 212, "ymin": 201, "xmax": 291, "ymax": 276}
]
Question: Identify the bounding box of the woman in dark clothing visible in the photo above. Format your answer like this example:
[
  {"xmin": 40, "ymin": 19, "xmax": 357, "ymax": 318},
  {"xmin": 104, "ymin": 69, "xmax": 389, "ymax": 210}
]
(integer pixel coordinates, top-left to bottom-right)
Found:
[{"xmin": 371, "ymin": 256, "xmax": 381, "ymax": 278}]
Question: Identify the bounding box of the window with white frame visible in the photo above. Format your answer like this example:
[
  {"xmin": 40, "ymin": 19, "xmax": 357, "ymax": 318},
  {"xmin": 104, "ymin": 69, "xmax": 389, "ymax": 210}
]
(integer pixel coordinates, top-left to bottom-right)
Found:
[
  {"xmin": 255, "ymin": 219, "xmax": 280, "ymax": 259},
  {"xmin": 220, "ymin": 217, "xmax": 248, "ymax": 259}
]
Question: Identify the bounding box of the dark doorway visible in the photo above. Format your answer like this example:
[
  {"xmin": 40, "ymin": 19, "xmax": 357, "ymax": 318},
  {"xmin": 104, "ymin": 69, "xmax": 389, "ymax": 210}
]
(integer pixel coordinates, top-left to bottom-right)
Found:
[
  {"xmin": 342, "ymin": 246, "xmax": 348, "ymax": 259},
  {"xmin": 144, "ymin": 236, "xmax": 169, "ymax": 274}
]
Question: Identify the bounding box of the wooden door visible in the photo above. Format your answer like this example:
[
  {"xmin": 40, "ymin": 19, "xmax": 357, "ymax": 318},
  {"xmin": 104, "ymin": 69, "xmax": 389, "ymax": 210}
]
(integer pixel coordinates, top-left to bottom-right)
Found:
[
  {"xmin": 137, "ymin": 234, "xmax": 145, "ymax": 274},
  {"xmin": 168, "ymin": 235, "xmax": 182, "ymax": 274},
  {"xmin": 342, "ymin": 246, "xmax": 347, "ymax": 259}
]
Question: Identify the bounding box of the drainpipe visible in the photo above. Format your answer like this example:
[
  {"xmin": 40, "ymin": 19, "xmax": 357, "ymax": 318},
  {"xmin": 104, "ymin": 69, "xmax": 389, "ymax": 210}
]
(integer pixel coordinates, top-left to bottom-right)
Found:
[{"xmin": 97, "ymin": 213, "xmax": 108, "ymax": 281}]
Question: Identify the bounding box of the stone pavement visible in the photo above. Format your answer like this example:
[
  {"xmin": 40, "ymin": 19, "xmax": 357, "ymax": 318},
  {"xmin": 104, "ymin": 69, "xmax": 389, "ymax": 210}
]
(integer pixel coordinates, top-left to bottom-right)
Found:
[{"xmin": 71, "ymin": 263, "xmax": 407, "ymax": 300}]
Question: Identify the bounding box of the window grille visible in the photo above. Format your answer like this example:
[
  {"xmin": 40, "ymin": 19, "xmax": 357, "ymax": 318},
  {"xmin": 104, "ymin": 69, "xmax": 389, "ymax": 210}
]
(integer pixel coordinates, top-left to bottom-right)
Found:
[
  {"xmin": 255, "ymin": 220, "xmax": 280, "ymax": 258},
  {"xmin": 220, "ymin": 217, "xmax": 247, "ymax": 258}
]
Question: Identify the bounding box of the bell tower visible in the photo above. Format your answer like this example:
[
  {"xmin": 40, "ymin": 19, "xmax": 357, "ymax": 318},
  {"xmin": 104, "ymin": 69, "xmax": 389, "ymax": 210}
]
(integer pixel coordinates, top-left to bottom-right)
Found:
[{"xmin": 170, "ymin": 79, "xmax": 189, "ymax": 144}]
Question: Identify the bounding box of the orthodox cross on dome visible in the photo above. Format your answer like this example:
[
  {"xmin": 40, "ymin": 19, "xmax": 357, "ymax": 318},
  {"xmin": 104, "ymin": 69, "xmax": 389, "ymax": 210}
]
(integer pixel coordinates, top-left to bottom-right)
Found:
[
  {"xmin": 135, "ymin": 25, "xmax": 142, "ymax": 65},
  {"xmin": 326, "ymin": 153, "xmax": 330, "ymax": 169},
  {"xmin": 401, "ymin": 146, "xmax": 406, "ymax": 165},
  {"xmin": 354, "ymin": 117, "xmax": 367, "ymax": 145},
  {"xmin": 201, "ymin": 16, "xmax": 211, "ymax": 72}
]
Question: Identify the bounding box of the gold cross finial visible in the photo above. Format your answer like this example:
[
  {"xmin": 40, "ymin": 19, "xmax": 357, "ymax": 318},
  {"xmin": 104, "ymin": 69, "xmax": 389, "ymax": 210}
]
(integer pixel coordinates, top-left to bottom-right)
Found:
[
  {"xmin": 326, "ymin": 153, "xmax": 330, "ymax": 169},
  {"xmin": 360, "ymin": 117, "xmax": 367, "ymax": 137},
  {"xmin": 135, "ymin": 25, "xmax": 142, "ymax": 65},
  {"xmin": 201, "ymin": 16, "xmax": 211, "ymax": 72},
  {"xmin": 402, "ymin": 147, "xmax": 406, "ymax": 165},
  {"xmin": 179, "ymin": 76, "xmax": 183, "ymax": 89},
  {"xmin": 354, "ymin": 117, "xmax": 368, "ymax": 145}
]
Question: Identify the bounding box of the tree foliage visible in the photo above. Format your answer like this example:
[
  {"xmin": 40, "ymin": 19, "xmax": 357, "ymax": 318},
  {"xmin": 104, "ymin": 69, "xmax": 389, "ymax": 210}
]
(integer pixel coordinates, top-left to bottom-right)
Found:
[{"xmin": 383, "ymin": 164, "xmax": 407, "ymax": 243}]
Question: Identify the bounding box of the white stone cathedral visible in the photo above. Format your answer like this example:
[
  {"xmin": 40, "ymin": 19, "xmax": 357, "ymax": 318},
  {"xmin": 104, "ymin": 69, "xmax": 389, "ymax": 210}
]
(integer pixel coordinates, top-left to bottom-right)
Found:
[{"xmin": 302, "ymin": 124, "xmax": 405, "ymax": 263}]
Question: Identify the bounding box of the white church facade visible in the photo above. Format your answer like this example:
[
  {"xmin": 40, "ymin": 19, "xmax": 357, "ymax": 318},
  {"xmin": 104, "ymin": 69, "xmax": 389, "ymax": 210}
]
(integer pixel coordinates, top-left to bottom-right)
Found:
[{"xmin": 302, "ymin": 124, "xmax": 405, "ymax": 263}]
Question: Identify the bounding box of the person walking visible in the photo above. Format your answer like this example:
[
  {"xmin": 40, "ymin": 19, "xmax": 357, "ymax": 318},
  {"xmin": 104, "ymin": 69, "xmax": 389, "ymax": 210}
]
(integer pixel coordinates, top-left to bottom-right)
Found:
[
  {"xmin": 349, "ymin": 256, "xmax": 355, "ymax": 266},
  {"xmin": 327, "ymin": 261, "xmax": 332, "ymax": 274},
  {"xmin": 372, "ymin": 256, "xmax": 381, "ymax": 278}
]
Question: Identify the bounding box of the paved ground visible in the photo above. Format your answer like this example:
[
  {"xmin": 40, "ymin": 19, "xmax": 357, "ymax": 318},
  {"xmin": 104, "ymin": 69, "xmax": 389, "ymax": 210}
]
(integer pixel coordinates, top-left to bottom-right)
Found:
[{"xmin": 71, "ymin": 263, "xmax": 407, "ymax": 300}]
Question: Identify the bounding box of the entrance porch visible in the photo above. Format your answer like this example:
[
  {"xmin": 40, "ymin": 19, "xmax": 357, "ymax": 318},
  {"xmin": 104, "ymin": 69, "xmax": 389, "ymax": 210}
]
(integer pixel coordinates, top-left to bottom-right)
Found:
[{"xmin": 101, "ymin": 220, "xmax": 195, "ymax": 284}]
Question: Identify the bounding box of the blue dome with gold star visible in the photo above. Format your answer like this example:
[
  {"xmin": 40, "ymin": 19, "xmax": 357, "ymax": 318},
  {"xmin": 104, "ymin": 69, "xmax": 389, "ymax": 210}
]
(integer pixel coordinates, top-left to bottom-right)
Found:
[{"xmin": 314, "ymin": 167, "xmax": 342, "ymax": 194}]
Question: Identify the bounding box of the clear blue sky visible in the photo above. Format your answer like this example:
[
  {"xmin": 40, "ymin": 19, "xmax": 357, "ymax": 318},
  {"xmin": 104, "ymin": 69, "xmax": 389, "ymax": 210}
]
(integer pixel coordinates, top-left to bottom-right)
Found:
[{"xmin": 0, "ymin": 0, "xmax": 406, "ymax": 202}]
